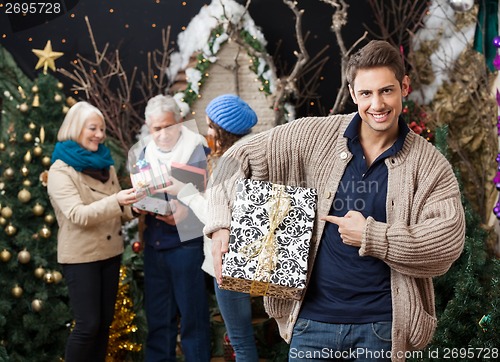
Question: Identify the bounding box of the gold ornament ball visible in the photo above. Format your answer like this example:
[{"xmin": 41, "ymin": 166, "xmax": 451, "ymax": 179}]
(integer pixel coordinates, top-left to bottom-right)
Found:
[
  {"xmin": 39, "ymin": 225, "xmax": 51, "ymax": 239},
  {"xmin": 54, "ymin": 94, "xmax": 62, "ymax": 102},
  {"xmin": 53, "ymin": 271, "xmax": 63, "ymax": 284},
  {"xmin": 0, "ymin": 181, "xmax": 4, "ymax": 190},
  {"xmin": 1, "ymin": 206, "xmax": 13, "ymax": 219},
  {"xmin": 57, "ymin": 82, "xmax": 64, "ymax": 89},
  {"xmin": 0, "ymin": 217, "xmax": 6, "ymax": 226},
  {"xmin": 17, "ymin": 249, "xmax": 31, "ymax": 264},
  {"xmin": 19, "ymin": 103, "xmax": 29, "ymax": 113},
  {"xmin": 31, "ymin": 299, "xmax": 43, "ymax": 312},
  {"xmin": 66, "ymin": 96, "xmax": 77, "ymax": 106},
  {"xmin": 41, "ymin": 156, "xmax": 51, "ymax": 167},
  {"xmin": 22, "ymin": 179, "xmax": 31, "ymax": 187},
  {"xmin": 3, "ymin": 167, "xmax": 14, "ymax": 179},
  {"xmin": 29, "ymin": 122, "xmax": 36, "ymax": 130},
  {"xmin": 11, "ymin": 285, "xmax": 23, "ymax": 298},
  {"xmin": 62, "ymin": 105, "xmax": 69, "ymax": 114},
  {"xmin": 34, "ymin": 266, "xmax": 46, "ymax": 279},
  {"xmin": 31, "ymin": 85, "xmax": 39, "ymax": 93},
  {"xmin": 0, "ymin": 142, "xmax": 5, "ymax": 151},
  {"xmin": 0, "ymin": 249, "xmax": 12, "ymax": 262},
  {"xmin": 24, "ymin": 151, "xmax": 32, "ymax": 163},
  {"xmin": 44, "ymin": 214, "xmax": 55, "ymax": 224},
  {"xmin": 21, "ymin": 165, "xmax": 29, "ymax": 177},
  {"xmin": 4, "ymin": 224, "xmax": 16, "ymax": 236},
  {"xmin": 23, "ymin": 132, "xmax": 33, "ymax": 142},
  {"xmin": 44, "ymin": 272, "xmax": 54, "ymax": 284},
  {"xmin": 18, "ymin": 189, "xmax": 32, "ymax": 203},
  {"xmin": 33, "ymin": 145, "xmax": 43, "ymax": 157},
  {"xmin": 33, "ymin": 203, "xmax": 45, "ymax": 216}
]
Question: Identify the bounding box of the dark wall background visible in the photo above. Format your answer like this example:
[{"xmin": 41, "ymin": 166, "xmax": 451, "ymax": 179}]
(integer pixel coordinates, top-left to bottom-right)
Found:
[{"xmin": 0, "ymin": 0, "xmax": 376, "ymax": 117}]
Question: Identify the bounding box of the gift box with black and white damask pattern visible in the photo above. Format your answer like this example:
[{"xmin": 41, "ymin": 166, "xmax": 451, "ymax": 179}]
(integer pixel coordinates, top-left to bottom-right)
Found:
[{"xmin": 220, "ymin": 178, "xmax": 317, "ymax": 300}]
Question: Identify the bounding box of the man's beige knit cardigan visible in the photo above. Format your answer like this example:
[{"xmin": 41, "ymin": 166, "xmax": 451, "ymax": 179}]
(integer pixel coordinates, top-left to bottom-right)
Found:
[{"xmin": 204, "ymin": 113, "xmax": 465, "ymax": 361}]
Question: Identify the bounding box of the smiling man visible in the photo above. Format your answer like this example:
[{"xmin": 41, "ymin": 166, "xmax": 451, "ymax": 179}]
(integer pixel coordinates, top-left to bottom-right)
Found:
[{"xmin": 205, "ymin": 40, "xmax": 465, "ymax": 361}]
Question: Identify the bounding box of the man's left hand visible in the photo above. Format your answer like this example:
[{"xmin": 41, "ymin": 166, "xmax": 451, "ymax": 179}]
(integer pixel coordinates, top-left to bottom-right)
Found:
[{"xmin": 321, "ymin": 210, "xmax": 366, "ymax": 247}]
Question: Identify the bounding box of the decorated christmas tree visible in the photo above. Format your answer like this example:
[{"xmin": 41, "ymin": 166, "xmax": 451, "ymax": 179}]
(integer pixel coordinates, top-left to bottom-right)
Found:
[
  {"xmin": 106, "ymin": 266, "xmax": 144, "ymax": 361},
  {"xmin": 0, "ymin": 44, "xmax": 71, "ymax": 361},
  {"xmin": 0, "ymin": 43, "xmax": 145, "ymax": 361}
]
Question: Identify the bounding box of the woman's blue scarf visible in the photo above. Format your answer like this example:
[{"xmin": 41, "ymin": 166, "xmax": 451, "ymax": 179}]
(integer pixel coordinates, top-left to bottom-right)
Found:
[{"xmin": 51, "ymin": 140, "xmax": 114, "ymax": 171}]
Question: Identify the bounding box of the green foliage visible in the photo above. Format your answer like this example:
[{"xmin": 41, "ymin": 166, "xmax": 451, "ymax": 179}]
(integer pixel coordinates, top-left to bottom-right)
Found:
[
  {"xmin": 0, "ymin": 46, "xmax": 71, "ymax": 361},
  {"xmin": 208, "ymin": 25, "xmax": 225, "ymax": 53},
  {"xmin": 181, "ymin": 53, "xmax": 212, "ymax": 107},
  {"xmin": 0, "ymin": 346, "xmax": 8, "ymax": 362},
  {"xmin": 433, "ymin": 125, "xmax": 450, "ymax": 160},
  {"xmin": 120, "ymin": 227, "xmax": 148, "ymax": 361},
  {"xmin": 0, "ymin": 47, "xmax": 32, "ymax": 135},
  {"xmin": 241, "ymin": 29, "xmax": 272, "ymax": 95}
]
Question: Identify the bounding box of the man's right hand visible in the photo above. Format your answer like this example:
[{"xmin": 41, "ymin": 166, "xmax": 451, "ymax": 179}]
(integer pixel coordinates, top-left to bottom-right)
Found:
[{"xmin": 211, "ymin": 228, "xmax": 230, "ymax": 285}]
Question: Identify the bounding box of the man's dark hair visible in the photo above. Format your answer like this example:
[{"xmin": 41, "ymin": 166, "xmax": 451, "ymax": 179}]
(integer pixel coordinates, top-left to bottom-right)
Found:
[{"xmin": 346, "ymin": 40, "xmax": 405, "ymax": 87}]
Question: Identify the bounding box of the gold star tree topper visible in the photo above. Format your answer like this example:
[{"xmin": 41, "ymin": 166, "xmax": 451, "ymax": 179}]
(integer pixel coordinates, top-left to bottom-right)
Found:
[{"xmin": 32, "ymin": 40, "xmax": 64, "ymax": 74}]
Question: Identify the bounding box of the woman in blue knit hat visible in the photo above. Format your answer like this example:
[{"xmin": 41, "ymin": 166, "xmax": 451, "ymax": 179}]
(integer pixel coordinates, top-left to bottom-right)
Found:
[{"xmin": 166, "ymin": 94, "xmax": 259, "ymax": 361}]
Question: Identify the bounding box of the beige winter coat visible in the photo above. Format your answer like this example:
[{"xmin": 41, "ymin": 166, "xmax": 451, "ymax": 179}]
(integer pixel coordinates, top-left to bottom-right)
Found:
[
  {"xmin": 47, "ymin": 160, "xmax": 134, "ymax": 264},
  {"xmin": 204, "ymin": 113, "xmax": 465, "ymax": 361}
]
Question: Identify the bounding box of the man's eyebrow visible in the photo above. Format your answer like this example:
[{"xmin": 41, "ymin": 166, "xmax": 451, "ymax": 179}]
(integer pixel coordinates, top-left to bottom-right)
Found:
[{"xmin": 357, "ymin": 84, "xmax": 396, "ymax": 93}]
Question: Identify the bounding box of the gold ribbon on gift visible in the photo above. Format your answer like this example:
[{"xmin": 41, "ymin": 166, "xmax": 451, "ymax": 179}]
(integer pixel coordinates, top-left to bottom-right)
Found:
[{"xmin": 238, "ymin": 184, "xmax": 291, "ymax": 296}]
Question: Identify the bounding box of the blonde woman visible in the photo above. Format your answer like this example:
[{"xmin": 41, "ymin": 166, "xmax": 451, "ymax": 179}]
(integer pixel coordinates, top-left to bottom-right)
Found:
[{"xmin": 47, "ymin": 101, "xmax": 142, "ymax": 362}]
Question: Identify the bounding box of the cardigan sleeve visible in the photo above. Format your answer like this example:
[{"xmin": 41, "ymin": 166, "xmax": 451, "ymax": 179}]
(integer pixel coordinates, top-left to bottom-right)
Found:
[
  {"xmin": 360, "ymin": 157, "xmax": 465, "ymax": 278},
  {"xmin": 203, "ymin": 131, "xmax": 271, "ymax": 237},
  {"xmin": 203, "ymin": 115, "xmax": 347, "ymax": 238},
  {"xmin": 47, "ymin": 164, "xmax": 125, "ymax": 227}
]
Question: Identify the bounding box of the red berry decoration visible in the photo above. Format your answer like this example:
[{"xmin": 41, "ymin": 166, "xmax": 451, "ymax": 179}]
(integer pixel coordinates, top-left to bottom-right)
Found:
[{"xmin": 132, "ymin": 241, "xmax": 142, "ymax": 253}]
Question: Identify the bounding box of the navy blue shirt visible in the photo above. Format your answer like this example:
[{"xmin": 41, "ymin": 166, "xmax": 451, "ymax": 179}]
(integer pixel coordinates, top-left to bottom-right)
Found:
[{"xmin": 299, "ymin": 114, "xmax": 409, "ymax": 323}]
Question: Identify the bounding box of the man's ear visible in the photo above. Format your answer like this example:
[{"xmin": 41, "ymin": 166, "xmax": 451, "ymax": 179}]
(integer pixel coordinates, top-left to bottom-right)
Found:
[
  {"xmin": 348, "ymin": 84, "xmax": 357, "ymax": 104},
  {"xmin": 401, "ymin": 75, "xmax": 410, "ymax": 97}
]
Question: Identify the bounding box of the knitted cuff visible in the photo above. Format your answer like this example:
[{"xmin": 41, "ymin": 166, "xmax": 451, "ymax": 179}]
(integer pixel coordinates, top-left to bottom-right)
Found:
[{"xmin": 360, "ymin": 216, "xmax": 389, "ymax": 259}]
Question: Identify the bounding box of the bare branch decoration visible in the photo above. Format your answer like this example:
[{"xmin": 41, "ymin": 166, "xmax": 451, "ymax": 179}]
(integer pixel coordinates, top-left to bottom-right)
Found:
[
  {"xmin": 320, "ymin": 0, "xmax": 367, "ymax": 114},
  {"xmin": 58, "ymin": 16, "xmax": 173, "ymax": 155}
]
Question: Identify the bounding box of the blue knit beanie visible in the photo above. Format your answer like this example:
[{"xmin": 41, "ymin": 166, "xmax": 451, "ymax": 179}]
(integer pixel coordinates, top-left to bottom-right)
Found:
[{"xmin": 205, "ymin": 94, "xmax": 257, "ymax": 135}]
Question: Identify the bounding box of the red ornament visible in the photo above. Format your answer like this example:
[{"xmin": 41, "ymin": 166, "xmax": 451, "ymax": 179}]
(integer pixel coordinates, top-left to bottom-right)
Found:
[
  {"xmin": 132, "ymin": 241, "xmax": 143, "ymax": 253},
  {"xmin": 409, "ymin": 121, "xmax": 425, "ymax": 135}
]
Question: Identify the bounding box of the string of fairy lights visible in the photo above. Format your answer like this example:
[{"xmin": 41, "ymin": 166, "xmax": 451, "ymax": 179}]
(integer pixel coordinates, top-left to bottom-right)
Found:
[{"xmin": 0, "ymin": 0, "xmax": 205, "ymax": 96}]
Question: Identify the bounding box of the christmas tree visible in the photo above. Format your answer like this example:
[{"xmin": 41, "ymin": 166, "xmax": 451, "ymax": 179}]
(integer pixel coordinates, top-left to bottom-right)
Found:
[
  {"xmin": 0, "ymin": 43, "xmax": 145, "ymax": 362},
  {"xmin": 0, "ymin": 45, "xmax": 71, "ymax": 361},
  {"xmin": 106, "ymin": 266, "xmax": 144, "ymax": 361}
]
